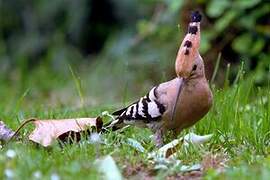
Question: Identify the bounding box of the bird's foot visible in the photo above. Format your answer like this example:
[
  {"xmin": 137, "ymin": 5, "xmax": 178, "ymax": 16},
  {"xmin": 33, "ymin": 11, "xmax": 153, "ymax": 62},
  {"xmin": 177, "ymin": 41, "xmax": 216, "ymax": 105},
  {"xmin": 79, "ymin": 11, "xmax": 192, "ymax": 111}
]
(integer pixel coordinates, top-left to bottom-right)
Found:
[{"xmin": 154, "ymin": 130, "xmax": 164, "ymax": 148}]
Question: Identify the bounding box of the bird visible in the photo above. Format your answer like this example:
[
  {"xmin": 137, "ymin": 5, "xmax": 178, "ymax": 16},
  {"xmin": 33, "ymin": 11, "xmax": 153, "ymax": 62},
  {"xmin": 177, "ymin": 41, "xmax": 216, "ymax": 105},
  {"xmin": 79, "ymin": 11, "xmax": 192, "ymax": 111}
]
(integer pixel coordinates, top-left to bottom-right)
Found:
[{"xmin": 107, "ymin": 11, "xmax": 213, "ymax": 147}]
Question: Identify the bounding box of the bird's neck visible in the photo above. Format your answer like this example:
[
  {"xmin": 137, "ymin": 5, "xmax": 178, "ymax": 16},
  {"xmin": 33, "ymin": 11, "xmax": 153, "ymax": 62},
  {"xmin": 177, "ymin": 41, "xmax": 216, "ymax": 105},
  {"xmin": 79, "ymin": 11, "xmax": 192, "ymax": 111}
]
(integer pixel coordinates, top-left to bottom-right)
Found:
[{"xmin": 182, "ymin": 76, "xmax": 208, "ymax": 93}]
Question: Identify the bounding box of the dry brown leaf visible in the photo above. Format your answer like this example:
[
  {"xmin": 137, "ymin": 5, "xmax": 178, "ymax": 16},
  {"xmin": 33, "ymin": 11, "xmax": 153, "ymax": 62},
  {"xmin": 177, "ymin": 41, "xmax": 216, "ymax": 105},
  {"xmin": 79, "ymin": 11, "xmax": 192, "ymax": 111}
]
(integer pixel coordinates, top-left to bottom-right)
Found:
[
  {"xmin": 28, "ymin": 117, "xmax": 103, "ymax": 147},
  {"xmin": 152, "ymin": 133, "xmax": 213, "ymax": 159}
]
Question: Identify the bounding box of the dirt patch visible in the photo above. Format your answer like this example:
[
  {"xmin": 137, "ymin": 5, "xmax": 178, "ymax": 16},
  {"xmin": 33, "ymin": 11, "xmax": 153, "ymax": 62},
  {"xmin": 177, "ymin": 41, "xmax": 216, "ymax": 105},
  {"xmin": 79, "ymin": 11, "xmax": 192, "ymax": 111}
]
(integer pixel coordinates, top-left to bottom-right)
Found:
[
  {"xmin": 123, "ymin": 161, "xmax": 155, "ymax": 179},
  {"xmin": 201, "ymin": 153, "xmax": 227, "ymax": 173},
  {"xmin": 166, "ymin": 171, "xmax": 202, "ymax": 180},
  {"xmin": 122, "ymin": 153, "xmax": 227, "ymax": 179}
]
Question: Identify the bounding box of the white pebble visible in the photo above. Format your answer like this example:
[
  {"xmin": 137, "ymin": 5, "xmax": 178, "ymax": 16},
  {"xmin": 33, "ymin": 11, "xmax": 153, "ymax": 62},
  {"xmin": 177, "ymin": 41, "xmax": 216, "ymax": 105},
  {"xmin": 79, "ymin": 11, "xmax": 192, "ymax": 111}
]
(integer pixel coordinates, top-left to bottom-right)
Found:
[
  {"xmin": 89, "ymin": 133, "xmax": 101, "ymax": 144},
  {"xmin": 33, "ymin": 171, "xmax": 42, "ymax": 179},
  {"xmin": 51, "ymin": 173, "xmax": 60, "ymax": 180},
  {"xmin": 6, "ymin": 149, "xmax": 16, "ymax": 159},
  {"xmin": 5, "ymin": 169, "xmax": 14, "ymax": 178}
]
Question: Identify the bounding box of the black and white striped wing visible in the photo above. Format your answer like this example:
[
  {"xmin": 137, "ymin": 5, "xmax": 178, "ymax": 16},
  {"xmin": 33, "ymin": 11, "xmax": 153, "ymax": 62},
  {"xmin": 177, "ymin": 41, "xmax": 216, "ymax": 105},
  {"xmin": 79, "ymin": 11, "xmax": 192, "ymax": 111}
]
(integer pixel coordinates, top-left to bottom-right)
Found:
[{"xmin": 112, "ymin": 86, "xmax": 166, "ymax": 123}]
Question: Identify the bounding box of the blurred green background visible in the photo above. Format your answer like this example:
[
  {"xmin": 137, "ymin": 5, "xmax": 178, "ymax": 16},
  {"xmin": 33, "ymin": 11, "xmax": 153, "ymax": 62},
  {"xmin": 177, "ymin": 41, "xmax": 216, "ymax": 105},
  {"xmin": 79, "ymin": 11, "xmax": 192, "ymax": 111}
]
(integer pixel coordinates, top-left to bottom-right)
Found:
[{"xmin": 0, "ymin": 0, "xmax": 269, "ymax": 110}]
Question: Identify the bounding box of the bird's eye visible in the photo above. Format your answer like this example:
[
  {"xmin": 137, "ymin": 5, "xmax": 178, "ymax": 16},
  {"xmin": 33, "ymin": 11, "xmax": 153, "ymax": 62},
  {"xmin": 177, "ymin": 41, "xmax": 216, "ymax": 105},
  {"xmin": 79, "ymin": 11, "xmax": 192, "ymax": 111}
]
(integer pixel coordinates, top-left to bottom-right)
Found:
[{"xmin": 192, "ymin": 64, "xmax": 197, "ymax": 71}]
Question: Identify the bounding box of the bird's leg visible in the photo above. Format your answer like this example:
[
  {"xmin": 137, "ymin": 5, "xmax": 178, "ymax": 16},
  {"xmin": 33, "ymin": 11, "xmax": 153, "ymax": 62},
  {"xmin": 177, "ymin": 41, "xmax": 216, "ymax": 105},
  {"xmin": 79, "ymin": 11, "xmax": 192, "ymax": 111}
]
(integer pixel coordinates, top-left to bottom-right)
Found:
[
  {"xmin": 154, "ymin": 129, "xmax": 164, "ymax": 148},
  {"xmin": 165, "ymin": 130, "xmax": 178, "ymax": 142},
  {"xmin": 171, "ymin": 130, "xmax": 179, "ymax": 140}
]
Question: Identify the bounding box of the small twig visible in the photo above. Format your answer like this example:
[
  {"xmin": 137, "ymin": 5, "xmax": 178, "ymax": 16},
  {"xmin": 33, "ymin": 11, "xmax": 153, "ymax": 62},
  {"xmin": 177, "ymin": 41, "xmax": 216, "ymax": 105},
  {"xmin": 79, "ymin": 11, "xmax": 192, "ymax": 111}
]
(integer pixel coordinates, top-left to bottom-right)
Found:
[
  {"xmin": 210, "ymin": 53, "xmax": 221, "ymax": 85},
  {"xmin": 7, "ymin": 118, "xmax": 37, "ymax": 143}
]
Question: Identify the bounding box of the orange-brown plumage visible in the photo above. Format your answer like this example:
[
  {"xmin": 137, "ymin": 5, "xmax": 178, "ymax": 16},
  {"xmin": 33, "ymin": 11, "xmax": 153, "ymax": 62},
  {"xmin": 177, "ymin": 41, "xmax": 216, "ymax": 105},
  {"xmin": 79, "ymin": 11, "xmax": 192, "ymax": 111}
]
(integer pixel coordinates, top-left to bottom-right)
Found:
[{"xmin": 108, "ymin": 11, "xmax": 212, "ymax": 147}]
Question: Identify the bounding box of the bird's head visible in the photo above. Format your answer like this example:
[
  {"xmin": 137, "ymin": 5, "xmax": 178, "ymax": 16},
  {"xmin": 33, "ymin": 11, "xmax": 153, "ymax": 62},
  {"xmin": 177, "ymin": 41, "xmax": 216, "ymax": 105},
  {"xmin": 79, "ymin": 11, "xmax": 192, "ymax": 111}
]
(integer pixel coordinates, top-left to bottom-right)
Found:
[{"xmin": 175, "ymin": 11, "xmax": 202, "ymax": 79}]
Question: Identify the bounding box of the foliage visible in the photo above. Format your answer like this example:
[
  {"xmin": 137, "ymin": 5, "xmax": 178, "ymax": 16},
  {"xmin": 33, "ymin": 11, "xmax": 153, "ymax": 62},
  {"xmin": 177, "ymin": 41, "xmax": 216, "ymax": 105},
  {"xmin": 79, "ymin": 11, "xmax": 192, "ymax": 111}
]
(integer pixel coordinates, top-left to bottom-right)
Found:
[
  {"xmin": 201, "ymin": 0, "xmax": 270, "ymax": 84},
  {"xmin": 0, "ymin": 68, "xmax": 269, "ymax": 179},
  {"xmin": 0, "ymin": 0, "xmax": 269, "ymax": 86},
  {"xmin": 0, "ymin": 1, "xmax": 269, "ymax": 178}
]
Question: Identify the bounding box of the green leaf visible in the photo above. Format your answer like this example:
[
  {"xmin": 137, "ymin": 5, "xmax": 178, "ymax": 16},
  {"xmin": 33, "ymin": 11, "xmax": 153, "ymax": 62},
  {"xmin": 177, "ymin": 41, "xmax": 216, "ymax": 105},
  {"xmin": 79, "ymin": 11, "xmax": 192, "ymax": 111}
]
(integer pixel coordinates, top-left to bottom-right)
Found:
[
  {"xmin": 126, "ymin": 138, "xmax": 145, "ymax": 152},
  {"xmin": 200, "ymin": 31, "xmax": 215, "ymax": 53},
  {"xmin": 232, "ymin": 33, "xmax": 252, "ymax": 54},
  {"xmin": 206, "ymin": 0, "xmax": 229, "ymax": 18},
  {"xmin": 215, "ymin": 10, "xmax": 238, "ymax": 32},
  {"xmin": 238, "ymin": 14, "xmax": 256, "ymax": 29},
  {"xmin": 234, "ymin": 0, "xmax": 261, "ymax": 9},
  {"xmin": 137, "ymin": 20, "xmax": 150, "ymax": 36},
  {"xmin": 250, "ymin": 38, "xmax": 265, "ymax": 56},
  {"xmin": 167, "ymin": 0, "xmax": 184, "ymax": 13}
]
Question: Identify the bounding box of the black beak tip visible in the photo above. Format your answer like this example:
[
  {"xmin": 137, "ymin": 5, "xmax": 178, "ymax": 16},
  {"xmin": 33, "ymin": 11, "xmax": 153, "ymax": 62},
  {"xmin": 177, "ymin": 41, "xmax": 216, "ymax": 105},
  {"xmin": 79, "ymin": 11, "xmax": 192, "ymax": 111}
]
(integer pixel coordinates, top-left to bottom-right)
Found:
[{"xmin": 191, "ymin": 11, "xmax": 202, "ymax": 22}]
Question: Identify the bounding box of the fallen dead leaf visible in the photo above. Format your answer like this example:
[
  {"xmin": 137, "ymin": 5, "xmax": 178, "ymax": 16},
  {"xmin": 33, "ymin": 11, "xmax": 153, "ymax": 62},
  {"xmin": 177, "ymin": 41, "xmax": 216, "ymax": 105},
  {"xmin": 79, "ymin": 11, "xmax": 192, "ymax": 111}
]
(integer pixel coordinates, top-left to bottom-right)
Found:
[
  {"xmin": 183, "ymin": 133, "xmax": 213, "ymax": 146},
  {"xmin": 0, "ymin": 117, "xmax": 103, "ymax": 147},
  {"xmin": 29, "ymin": 117, "xmax": 103, "ymax": 147},
  {"xmin": 146, "ymin": 133, "xmax": 213, "ymax": 175},
  {"xmin": 148, "ymin": 133, "xmax": 213, "ymax": 160}
]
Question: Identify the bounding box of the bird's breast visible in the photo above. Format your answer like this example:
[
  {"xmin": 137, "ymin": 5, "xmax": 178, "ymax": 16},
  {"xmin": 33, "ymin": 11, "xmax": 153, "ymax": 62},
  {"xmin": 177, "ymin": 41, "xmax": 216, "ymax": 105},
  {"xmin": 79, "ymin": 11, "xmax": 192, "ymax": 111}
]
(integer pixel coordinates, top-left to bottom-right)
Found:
[{"xmin": 164, "ymin": 78, "xmax": 212, "ymax": 133}]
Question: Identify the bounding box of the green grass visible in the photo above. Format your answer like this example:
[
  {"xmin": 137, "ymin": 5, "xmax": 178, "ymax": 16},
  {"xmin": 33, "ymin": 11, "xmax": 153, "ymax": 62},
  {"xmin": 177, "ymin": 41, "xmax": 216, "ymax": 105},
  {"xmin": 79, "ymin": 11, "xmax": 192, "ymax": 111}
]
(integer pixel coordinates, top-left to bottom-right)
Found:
[{"xmin": 0, "ymin": 65, "xmax": 269, "ymax": 180}]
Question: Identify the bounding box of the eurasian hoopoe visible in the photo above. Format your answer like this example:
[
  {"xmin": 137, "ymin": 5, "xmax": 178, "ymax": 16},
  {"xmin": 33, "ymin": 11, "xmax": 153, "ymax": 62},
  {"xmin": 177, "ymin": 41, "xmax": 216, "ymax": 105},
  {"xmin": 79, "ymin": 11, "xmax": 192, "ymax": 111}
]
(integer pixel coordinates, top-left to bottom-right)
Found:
[{"xmin": 108, "ymin": 11, "xmax": 213, "ymax": 147}]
